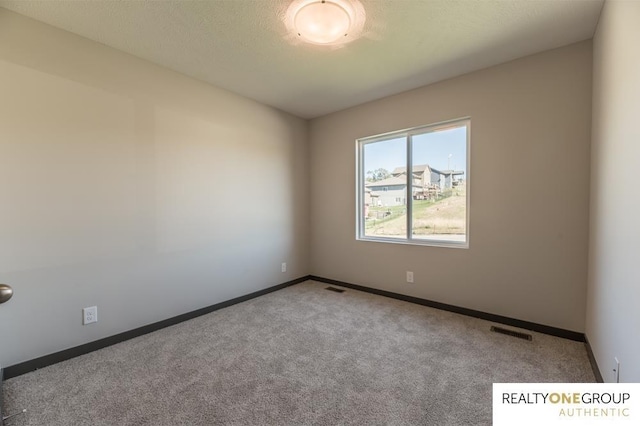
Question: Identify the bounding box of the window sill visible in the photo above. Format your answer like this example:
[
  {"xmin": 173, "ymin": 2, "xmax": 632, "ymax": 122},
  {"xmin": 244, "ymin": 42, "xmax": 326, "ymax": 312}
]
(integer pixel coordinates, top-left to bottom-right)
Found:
[{"xmin": 356, "ymin": 235, "xmax": 469, "ymax": 249}]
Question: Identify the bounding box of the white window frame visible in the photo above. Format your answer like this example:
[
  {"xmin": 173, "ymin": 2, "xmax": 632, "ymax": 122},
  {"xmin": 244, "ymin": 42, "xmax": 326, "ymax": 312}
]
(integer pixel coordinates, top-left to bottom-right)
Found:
[{"xmin": 356, "ymin": 117, "xmax": 470, "ymax": 248}]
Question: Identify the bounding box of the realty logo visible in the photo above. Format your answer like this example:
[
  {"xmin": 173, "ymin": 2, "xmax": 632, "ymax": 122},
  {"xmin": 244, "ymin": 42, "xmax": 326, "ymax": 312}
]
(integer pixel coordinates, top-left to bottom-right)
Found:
[{"xmin": 493, "ymin": 383, "xmax": 639, "ymax": 425}]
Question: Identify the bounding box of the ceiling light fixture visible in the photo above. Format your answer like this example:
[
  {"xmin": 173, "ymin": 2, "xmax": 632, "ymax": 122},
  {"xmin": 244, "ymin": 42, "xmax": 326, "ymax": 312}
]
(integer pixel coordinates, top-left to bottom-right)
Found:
[{"xmin": 285, "ymin": 0, "xmax": 366, "ymax": 46}]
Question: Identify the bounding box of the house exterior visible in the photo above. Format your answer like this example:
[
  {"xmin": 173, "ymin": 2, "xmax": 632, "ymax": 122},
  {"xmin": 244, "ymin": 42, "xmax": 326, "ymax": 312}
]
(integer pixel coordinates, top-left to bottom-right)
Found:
[
  {"xmin": 363, "ymin": 188, "xmax": 379, "ymax": 216},
  {"xmin": 365, "ymin": 176, "xmax": 407, "ymax": 206},
  {"xmin": 393, "ymin": 164, "xmax": 464, "ymax": 189},
  {"xmin": 390, "ymin": 164, "xmax": 465, "ymax": 200},
  {"xmin": 430, "ymin": 168, "xmax": 465, "ymax": 190},
  {"xmin": 391, "ymin": 164, "xmax": 431, "ymax": 188}
]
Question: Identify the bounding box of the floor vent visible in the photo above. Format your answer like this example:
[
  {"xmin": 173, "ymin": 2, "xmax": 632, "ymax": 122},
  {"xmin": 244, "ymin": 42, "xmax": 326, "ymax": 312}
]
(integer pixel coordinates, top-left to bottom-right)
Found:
[
  {"xmin": 325, "ymin": 287, "xmax": 345, "ymax": 293},
  {"xmin": 490, "ymin": 326, "xmax": 532, "ymax": 341}
]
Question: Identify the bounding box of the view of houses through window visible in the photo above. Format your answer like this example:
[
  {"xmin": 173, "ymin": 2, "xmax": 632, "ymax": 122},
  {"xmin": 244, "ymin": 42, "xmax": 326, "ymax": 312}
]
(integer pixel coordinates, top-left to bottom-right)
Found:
[{"xmin": 358, "ymin": 118, "xmax": 469, "ymax": 246}]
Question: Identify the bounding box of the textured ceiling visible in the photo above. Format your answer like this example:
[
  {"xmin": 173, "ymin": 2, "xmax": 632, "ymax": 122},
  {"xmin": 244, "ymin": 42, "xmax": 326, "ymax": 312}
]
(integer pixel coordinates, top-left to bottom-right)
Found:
[{"xmin": 0, "ymin": 0, "xmax": 604, "ymax": 118}]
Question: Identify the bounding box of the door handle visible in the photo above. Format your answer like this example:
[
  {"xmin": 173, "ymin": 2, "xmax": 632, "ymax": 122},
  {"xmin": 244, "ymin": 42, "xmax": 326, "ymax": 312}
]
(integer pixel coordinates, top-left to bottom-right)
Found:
[{"xmin": 0, "ymin": 284, "xmax": 13, "ymax": 304}]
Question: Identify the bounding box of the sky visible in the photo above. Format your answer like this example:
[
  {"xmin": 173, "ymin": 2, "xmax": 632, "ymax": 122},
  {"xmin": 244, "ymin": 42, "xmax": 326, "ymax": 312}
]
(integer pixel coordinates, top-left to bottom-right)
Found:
[{"xmin": 363, "ymin": 126, "xmax": 467, "ymax": 175}]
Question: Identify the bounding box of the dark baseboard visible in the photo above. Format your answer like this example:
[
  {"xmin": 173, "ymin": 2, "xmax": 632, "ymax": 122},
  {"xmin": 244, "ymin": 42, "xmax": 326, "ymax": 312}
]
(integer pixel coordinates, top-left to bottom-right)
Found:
[
  {"xmin": 309, "ymin": 275, "xmax": 586, "ymax": 342},
  {"xmin": 1, "ymin": 364, "xmax": 4, "ymax": 422},
  {"xmin": 585, "ymin": 336, "xmax": 604, "ymax": 383},
  {"xmin": 5, "ymin": 274, "xmax": 589, "ymax": 380},
  {"xmin": 4, "ymin": 276, "xmax": 309, "ymax": 380}
]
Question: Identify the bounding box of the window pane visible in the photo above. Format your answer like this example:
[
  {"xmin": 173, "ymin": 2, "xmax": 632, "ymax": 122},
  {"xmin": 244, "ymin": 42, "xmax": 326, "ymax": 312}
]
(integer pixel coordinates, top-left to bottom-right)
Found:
[
  {"xmin": 411, "ymin": 125, "xmax": 467, "ymax": 243},
  {"xmin": 363, "ymin": 137, "xmax": 407, "ymax": 239}
]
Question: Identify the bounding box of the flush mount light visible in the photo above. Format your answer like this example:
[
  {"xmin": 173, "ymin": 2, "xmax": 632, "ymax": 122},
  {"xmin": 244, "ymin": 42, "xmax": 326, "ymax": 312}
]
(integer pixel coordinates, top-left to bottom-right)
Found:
[
  {"xmin": 295, "ymin": 1, "xmax": 350, "ymax": 44},
  {"xmin": 285, "ymin": 0, "xmax": 365, "ymax": 46}
]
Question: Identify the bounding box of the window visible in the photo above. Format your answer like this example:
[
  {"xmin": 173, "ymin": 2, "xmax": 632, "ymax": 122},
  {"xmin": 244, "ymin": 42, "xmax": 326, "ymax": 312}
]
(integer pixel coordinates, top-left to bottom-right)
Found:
[{"xmin": 357, "ymin": 118, "xmax": 469, "ymax": 247}]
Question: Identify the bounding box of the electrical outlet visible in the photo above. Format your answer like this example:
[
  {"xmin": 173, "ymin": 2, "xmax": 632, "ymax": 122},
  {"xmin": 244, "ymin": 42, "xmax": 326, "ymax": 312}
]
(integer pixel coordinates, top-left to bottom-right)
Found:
[
  {"xmin": 83, "ymin": 306, "xmax": 98, "ymax": 325},
  {"xmin": 406, "ymin": 271, "xmax": 414, "ymax": 283},
  {"xmin": 614, "ymin": 357, "xmax": 620, "ymax": 383},
  {"xmin": 281, "ymin": 262, "xmax": 287, "ymax": 273}
]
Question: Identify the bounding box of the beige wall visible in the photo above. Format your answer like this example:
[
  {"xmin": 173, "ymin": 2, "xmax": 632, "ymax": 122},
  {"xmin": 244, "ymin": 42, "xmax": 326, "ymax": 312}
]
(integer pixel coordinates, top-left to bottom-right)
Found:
[
  {"xmin": 310, "ymin": 42, "xmax": 592, "ymax": 332},
  {"xmin": 0, "ymin": 6, "xmax": 605, "ymax": 369},
  {"xmin": 587, "ymin": 0, "xmax": 640, "ymax": 383},
  {"xmin": 0, "ymin": 9, "xmax": 308, "ymax": 366}
]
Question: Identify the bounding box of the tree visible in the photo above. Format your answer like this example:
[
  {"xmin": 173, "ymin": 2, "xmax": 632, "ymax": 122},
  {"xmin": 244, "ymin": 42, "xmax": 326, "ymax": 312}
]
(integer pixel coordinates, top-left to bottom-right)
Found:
[{"xmin": 366, "ymin": 168, "xmax": 391, "ymax": 182}]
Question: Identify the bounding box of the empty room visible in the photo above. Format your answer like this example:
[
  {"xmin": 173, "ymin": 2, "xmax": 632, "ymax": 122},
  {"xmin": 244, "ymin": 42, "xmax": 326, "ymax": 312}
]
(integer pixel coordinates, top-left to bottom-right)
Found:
[{"xmin": 0, "ymin": 0, "xmax": 638, "ymax": 425}]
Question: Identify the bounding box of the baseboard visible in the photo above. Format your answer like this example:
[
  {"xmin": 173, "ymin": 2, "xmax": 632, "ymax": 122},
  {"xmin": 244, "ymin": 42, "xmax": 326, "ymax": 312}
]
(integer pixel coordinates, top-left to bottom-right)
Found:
[
  {"xmin": 584, "ymin": 336, "xmax": 604, "ymax": 383},
  {"xmin": 4, "ymin": 274, "xmax": 589, "ymax": 380},
  {"xmin": 1, "ymin": 363, "xmax": 4, "ymax": 423},
  {"xmin": 309, "ymin": 275, "xmax": 585, "ymax": 342},
  {"xmin": 4, "ymin": 276, "xmax": 309, "ymax": 380}
]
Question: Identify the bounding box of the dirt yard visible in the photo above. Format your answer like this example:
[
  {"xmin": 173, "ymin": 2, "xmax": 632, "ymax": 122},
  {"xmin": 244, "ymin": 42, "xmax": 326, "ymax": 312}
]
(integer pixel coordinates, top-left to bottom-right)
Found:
[{"xmin": 366, "ymin": 184, "xmax": 466, "ymax": 238}]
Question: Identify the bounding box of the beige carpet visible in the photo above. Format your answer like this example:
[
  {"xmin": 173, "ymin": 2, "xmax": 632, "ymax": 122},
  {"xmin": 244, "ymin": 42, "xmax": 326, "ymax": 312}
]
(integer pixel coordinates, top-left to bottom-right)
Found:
[{"xmin": 3, "ymin": 280, "xmax": 594, "ymax": 425}]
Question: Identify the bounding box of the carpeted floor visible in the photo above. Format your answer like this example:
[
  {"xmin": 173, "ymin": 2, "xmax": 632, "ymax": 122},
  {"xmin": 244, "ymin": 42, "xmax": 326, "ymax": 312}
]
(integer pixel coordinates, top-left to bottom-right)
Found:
[{"xmin": 3, "ymin": 280, "xmax": 594, "ymax": 425}]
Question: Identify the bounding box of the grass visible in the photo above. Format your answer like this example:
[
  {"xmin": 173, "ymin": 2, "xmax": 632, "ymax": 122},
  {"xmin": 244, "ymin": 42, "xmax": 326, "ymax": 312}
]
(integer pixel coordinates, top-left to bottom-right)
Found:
[{"xmin": 365, "ymin": 184, "xmax": 466, "ymax": 238}]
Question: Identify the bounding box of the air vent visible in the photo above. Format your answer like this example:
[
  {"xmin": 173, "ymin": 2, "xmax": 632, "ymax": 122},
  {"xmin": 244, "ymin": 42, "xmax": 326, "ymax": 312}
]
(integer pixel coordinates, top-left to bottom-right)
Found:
[
  {"xmin": 325, "ymin": 286, "xmax": 345, "ymax": 293},
  {"xmin": 490, "ymin": 326, "xmax": 532, "ymax": 341}
]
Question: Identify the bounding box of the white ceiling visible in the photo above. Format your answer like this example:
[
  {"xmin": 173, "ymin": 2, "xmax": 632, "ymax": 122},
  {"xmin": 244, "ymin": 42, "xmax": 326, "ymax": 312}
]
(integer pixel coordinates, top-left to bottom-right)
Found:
[{"xmin": 0, "ymin": 0, "xmax": 604, "ymax": 119}]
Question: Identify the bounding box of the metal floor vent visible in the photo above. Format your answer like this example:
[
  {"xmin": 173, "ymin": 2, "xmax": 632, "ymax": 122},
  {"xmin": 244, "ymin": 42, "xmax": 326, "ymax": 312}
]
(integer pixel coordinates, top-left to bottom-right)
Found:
[
  {"xmin": 490, "ymin": 326, "xmax": 532, "ymax": 341},
  {"xmin": 325, "ymin": 286, "xmax": 345, "ymax": 293}
]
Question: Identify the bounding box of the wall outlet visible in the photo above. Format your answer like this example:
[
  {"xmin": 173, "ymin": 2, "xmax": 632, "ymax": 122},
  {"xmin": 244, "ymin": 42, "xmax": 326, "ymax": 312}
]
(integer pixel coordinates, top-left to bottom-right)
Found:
[
  {"xmin": 406, "ymin": 271, "xmax": 414, "ymax": 283},
  {"xmin": 614, "ymin": 357, "xmax": 620, "ymax": 383},
  {"xmin": 83, "ymin": 306, "xmax": 98, "ymax": 325},
  {"xmin": 281, "ymin": 262, "xmax": 287, "ymax": 273}
]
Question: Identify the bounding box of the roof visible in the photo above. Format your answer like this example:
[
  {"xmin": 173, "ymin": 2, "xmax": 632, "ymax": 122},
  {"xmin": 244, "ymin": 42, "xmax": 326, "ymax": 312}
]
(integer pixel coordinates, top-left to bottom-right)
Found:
[
  {"xmin": 365, "ymin": 176, "xmax": 407, "ymax": 187},
  {"xmin": 429, "ymin": 168, "xmax": 465, "ymax": 176},
  {"xmin": 392, "ymin": 165, "xmax": 430, "ymax": 175}
]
